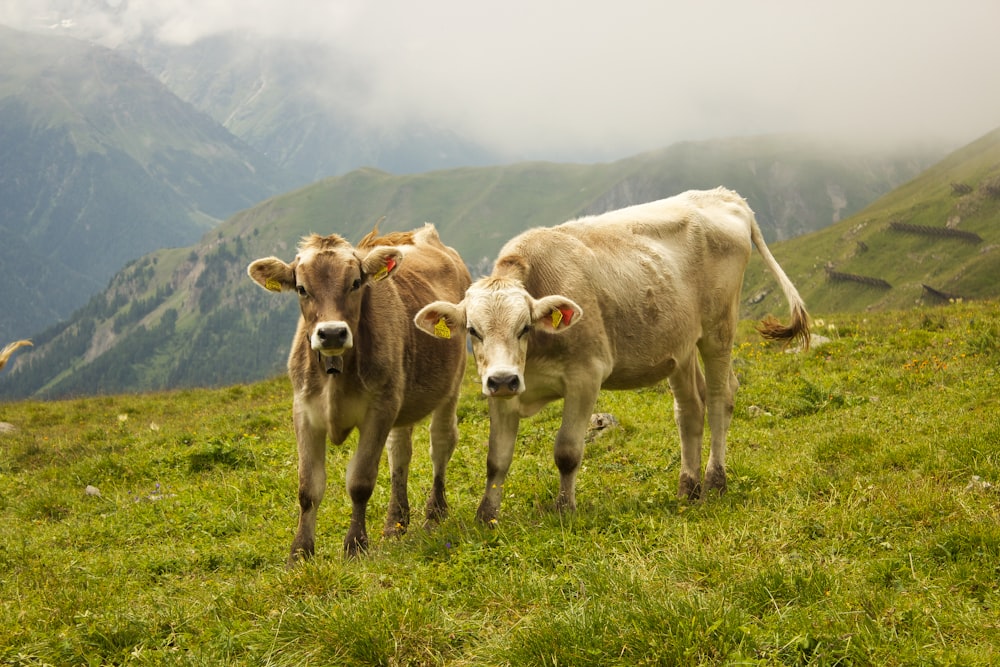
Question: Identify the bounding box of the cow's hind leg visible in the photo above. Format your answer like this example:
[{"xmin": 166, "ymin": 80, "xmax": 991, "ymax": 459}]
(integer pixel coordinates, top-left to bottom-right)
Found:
[
  {"xmin": 289, "ymin": 403, "xmax": 327, "ymax": 565},
  {"xmin": 669, "ymin": 353, "xmax": 706, "ymax": 500},
  {"xmin": 424, "ymin": 396, "xmax": 460, "ymax": 527},
  {"xmin": 384, "ymin": 426, "xmax": 413, "ymax": 537},
  {"xmin": 701, "ymin": 351, "xmax": 738, "ymax": 496},
  {"xmin": 553, "ymin": 382, "xmax": 600, "ymax": 513}
]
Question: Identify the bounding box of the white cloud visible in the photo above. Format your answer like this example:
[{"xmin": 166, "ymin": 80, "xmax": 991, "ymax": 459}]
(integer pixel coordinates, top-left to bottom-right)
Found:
[{"xmin": 2, "ymin": 0, "xmax": 998, "ymax": 160}]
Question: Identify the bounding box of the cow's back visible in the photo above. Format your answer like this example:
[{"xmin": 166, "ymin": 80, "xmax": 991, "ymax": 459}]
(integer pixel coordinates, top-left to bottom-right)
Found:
[
  {"xmin": 496, "ymin": 188, "xmax": 754, "ymax": 389},
  {"xmin": 370, "ymin": 225, "xmax": 471, "ymax": 425}
]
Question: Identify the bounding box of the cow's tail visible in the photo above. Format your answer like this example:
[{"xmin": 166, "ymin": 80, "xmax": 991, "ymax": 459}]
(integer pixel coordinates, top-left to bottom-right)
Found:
[{"xmin": 749, "ymin": 220, "xmax": 811, "ymax": 350}]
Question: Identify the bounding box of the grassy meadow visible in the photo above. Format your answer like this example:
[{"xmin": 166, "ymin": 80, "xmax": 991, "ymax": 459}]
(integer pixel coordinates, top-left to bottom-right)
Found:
[{"xmin": 1, "ymin": 300, "xmax": 998, "ymax": 665}]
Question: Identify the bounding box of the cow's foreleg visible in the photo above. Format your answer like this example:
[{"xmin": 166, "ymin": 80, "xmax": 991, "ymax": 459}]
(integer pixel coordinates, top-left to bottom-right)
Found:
[
  {"xmin": 476, "ymin": 400, "xmax": 521, "ymax": 524},
  {"xmin": 383, "ymin": 427, "xmax": 413, "ymax": 537},
  {"xmin": 425, "ymin": 397, "xmax": 460, "ymax": 526},
  {"xmin": 553, "ymin": 384, "xmax": 600, "ymax": 513},
  {"xmin": 702, "ymin": 355, "xmax": 738, "ymax": 496},
  {"xmin": 289, "ymin": 402, "xmax": 328, "ymax": 565},
  {"xmin": 344, "ymin": 418, "xmax": 391, "ymax": 556},
  {"xmin": 669, "ymin": 355, "xmax": 706, "ymax": 500}
]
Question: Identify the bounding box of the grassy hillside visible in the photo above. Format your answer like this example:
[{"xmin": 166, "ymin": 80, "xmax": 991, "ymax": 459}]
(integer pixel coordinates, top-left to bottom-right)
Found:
[
  {"xmin": 1, "ymin": 301, "xmax": 997, "ymax": 664},
  {"xmin": 742, "ymin": 127, "xmax": 1000, "ymax": 319},
  {"xmin": 1, "ymin": 134, "xmax": 940, "ymax": 398}
]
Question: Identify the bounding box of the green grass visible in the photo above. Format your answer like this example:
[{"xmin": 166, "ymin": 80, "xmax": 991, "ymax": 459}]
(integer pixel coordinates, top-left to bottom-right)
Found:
[{"xmin": 2, "ymin": 301, "xmax": 998, "ymax": 665}]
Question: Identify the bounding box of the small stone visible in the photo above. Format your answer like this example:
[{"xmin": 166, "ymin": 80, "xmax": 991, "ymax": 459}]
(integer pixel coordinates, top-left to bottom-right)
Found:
[
  {"xmin": 965, "ymin": 475, "xmax": 994, "ymax": 493},
  {"xmin": 588, "ymin": 413, "xmax": 619, "ymax": 431},
  {"xmin": 85, "ymin": 485, "xmax": 102, "ymax": 497}
]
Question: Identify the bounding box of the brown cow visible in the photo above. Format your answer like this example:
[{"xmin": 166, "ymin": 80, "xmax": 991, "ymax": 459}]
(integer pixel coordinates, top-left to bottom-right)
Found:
[
  {"xmin": 248, "ymin": 224, "xmax": 471, "ymax": 560},
  {"xmin": 0, "ymin": 340, "xmax": 32, "ymax": 372},
  {"xmin": 415, "ymin": 188, "xmax": 809, "ymax": 523}
]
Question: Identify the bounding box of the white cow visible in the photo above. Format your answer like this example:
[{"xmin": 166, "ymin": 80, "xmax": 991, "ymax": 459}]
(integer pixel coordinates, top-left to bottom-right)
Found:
[{"xmin": 415, "ymin": 188, "xmax": 809, "ymax": 523}]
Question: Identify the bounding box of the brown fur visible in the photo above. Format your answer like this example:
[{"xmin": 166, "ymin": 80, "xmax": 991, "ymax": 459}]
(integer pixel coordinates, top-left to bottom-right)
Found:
[
  {"xmin": 297, "ymin": 233, "xmax": 350, "ymax": 253},
  {"xmin": 357, "ymin": 227, "xmax": 418, "ymax": 249},
  {"xmin": 248, "ymin": 223, "xmax": 471, "ymax": 561},
  {"xmin": 757, "ymin": 307, "xmax": 811, "ymax": 348}
]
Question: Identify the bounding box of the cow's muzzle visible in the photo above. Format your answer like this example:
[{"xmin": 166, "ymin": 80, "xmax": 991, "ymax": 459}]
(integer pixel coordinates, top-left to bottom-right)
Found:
[
  {"xmin": 313, "ymin": 323, "xmax": 352, "ymax": 350},
  {"xmin": 312, "ymin": 322, "xmax": 353, "ymax": 374},
  {"xmin": 485, "ymin": 372, "xmax": 521, "ymax": 397}
]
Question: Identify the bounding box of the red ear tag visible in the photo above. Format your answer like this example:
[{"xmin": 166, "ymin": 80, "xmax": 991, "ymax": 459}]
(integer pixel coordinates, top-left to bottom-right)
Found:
[
  {"xmin": 385, "ymin": 257, "xmax": 397, "ymax": 273},
  {"xmin": 559, "ymin": 307, "xmax": 574, "ymax": 326}
]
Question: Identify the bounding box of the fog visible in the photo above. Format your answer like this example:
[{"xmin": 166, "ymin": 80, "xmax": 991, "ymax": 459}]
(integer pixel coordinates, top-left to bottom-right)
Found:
[{"xmin": 4, "ymin": 0, "xmax": 999, "ymax": 161}]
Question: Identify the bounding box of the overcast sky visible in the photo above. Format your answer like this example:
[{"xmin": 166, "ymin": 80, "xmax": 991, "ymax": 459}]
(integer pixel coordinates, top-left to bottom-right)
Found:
[{"xmin": 3, "ymin": 0, "xmax": 999, "ymax": 161}]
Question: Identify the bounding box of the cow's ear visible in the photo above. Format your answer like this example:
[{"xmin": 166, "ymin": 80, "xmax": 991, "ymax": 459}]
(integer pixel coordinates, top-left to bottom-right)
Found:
[
  {"xmin": 248, "ymin": 258, "xmax": 294, "ymax": 293},
  {"xmin": 531, "ymin": 295, "xmax": 582, "ymax": 333},
  {"xmin": 362, "ymin": 247, "xmax": 403, "ymax": 283},
  {"xmin": 415, "ymin": 301, "xmax": 465, "ymax": 340}
]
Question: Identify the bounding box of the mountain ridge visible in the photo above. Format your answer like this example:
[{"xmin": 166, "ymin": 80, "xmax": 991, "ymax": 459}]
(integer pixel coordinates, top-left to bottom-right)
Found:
[
  {"xmin": 0, "ymin": 133, "xmax": 946, "ymax": 398},
  {"xmin": 0, "ymin": 25, "xmax": 299, "ymax": 341}
]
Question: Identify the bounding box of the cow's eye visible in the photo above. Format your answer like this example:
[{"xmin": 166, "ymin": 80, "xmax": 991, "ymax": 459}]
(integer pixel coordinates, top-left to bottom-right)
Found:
[
  {"xmin": 468, "ymin": 327, "xmax": 483, "ymax": 341},
  {"xmin": 517, "ymin": 325, "xmax": 532, "ymax": 339},
  {"xmin": 296, "ymin": 285, "xmax": 308, "ymax": 297},
  {"xmin": 351, "ymin": 277, "xmax": 363, "ymax": 291}
]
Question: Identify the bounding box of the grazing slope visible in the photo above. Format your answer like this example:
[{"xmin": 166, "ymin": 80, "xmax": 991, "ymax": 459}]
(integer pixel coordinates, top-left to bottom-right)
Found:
[
  {"xmin": 741, "ymin": 127, "xmax": 1000, "ymax": 318},
  {"xmin": 1, "ymin": 301, "xmax": 997, "ymax": 664}
]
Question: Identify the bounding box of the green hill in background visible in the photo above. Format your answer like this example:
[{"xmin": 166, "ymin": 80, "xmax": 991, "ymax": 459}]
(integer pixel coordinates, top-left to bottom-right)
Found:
[
  {"xmin": 742, "ymin": 127, "xmax": 1000, "ymax": 317},
  {"xmin": 0, "ymin": 132, "xmax": 973, "ymax": 399}
]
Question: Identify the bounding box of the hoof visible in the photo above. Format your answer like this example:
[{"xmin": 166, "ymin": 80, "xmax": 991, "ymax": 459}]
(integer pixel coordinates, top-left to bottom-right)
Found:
[
  {"xmin": 554, "ymin": 494, "xmax": 576, "ymax": 514},
  {"xmin": 704, "ymin": 466, "xmax": 727, "ymax": 496},
  {"xmin": 343, "ymin": 533, "xmax": 369, "ymax": 558},
  {"xmin": 288, "ymin": 537, "xmax": 315, "ymax": 566},
  {"xmin": 476, "ymin": 498, "xmax": 499, "ymax": 525},
  {"xmin": 382, "ymin": 520, "xmax": 408, "ymax": 538},
  {"xmin": 678, "ymin": 473, "xmax": 701, "ymax": 501},
  {"xmin": 424, "ymin": 499, "xmax": 449, "ymax": 527}
]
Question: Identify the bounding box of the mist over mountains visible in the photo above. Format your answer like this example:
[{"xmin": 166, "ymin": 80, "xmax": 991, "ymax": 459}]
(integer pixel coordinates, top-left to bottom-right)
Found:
[
  {"xmin": 121, "ymin": 33, "xmax": 502, "ymax": 183},
  {"xmin": 0, "ymin": 14, "xmax": 996, "ymax": 398}
]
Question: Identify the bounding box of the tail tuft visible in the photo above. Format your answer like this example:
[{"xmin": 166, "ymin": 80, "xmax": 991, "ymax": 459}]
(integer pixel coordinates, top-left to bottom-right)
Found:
[{"xmin": 756, "ymin": 307, "xmax": 810, "ymax": 351}]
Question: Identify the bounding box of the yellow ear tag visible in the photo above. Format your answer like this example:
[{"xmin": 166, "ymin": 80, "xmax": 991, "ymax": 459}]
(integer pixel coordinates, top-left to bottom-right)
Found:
[
  {"xmin": 371, "ymin": 256, "xmax": 397, "ymax": 282},
  {"xmin": 551, "ymin": 309, "xmax": 563, "ymax": 329},
  {"xmin": 265, "ymin": 278, "xmax": 282, "ymax": 292},
  {"xmin": 434, "ymin": 317, "xmax": 451, "ymax": 339}
]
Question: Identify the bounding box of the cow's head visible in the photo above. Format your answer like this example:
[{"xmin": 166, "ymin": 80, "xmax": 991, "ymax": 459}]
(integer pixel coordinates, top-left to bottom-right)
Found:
[
  {"xmin": 415, "ymin": 277, "xmax": 581, "ymax": 397},
  {"xmin": 248, "ymin": 234, "xmax": 402, "ymax": 373}
]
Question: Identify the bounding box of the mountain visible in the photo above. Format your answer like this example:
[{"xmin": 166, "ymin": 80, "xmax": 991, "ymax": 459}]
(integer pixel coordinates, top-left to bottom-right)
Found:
[
  {"xmin": 0, "ymin": 134, "xmax": 943, "ymax": 399},
  {"xmin": 122, "ymin": 33, "xmax": 501, "ymax": 182},
  {"xmin": 741, "ymin": 127, "xmax": 1000, "ymax": 317},
  {"xmin": 0, "ymin": 25, "xmax": 299, "ymax": 341}
]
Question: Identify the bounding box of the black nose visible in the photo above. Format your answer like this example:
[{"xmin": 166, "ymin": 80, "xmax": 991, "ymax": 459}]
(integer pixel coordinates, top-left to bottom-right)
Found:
[
  {"xmin": 316, "ymin": 325, "xmax": 349, "ymax": 347},
  {"xmin": 486, "ymin": 374, "xmax": 520, "ymax": 395}
]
